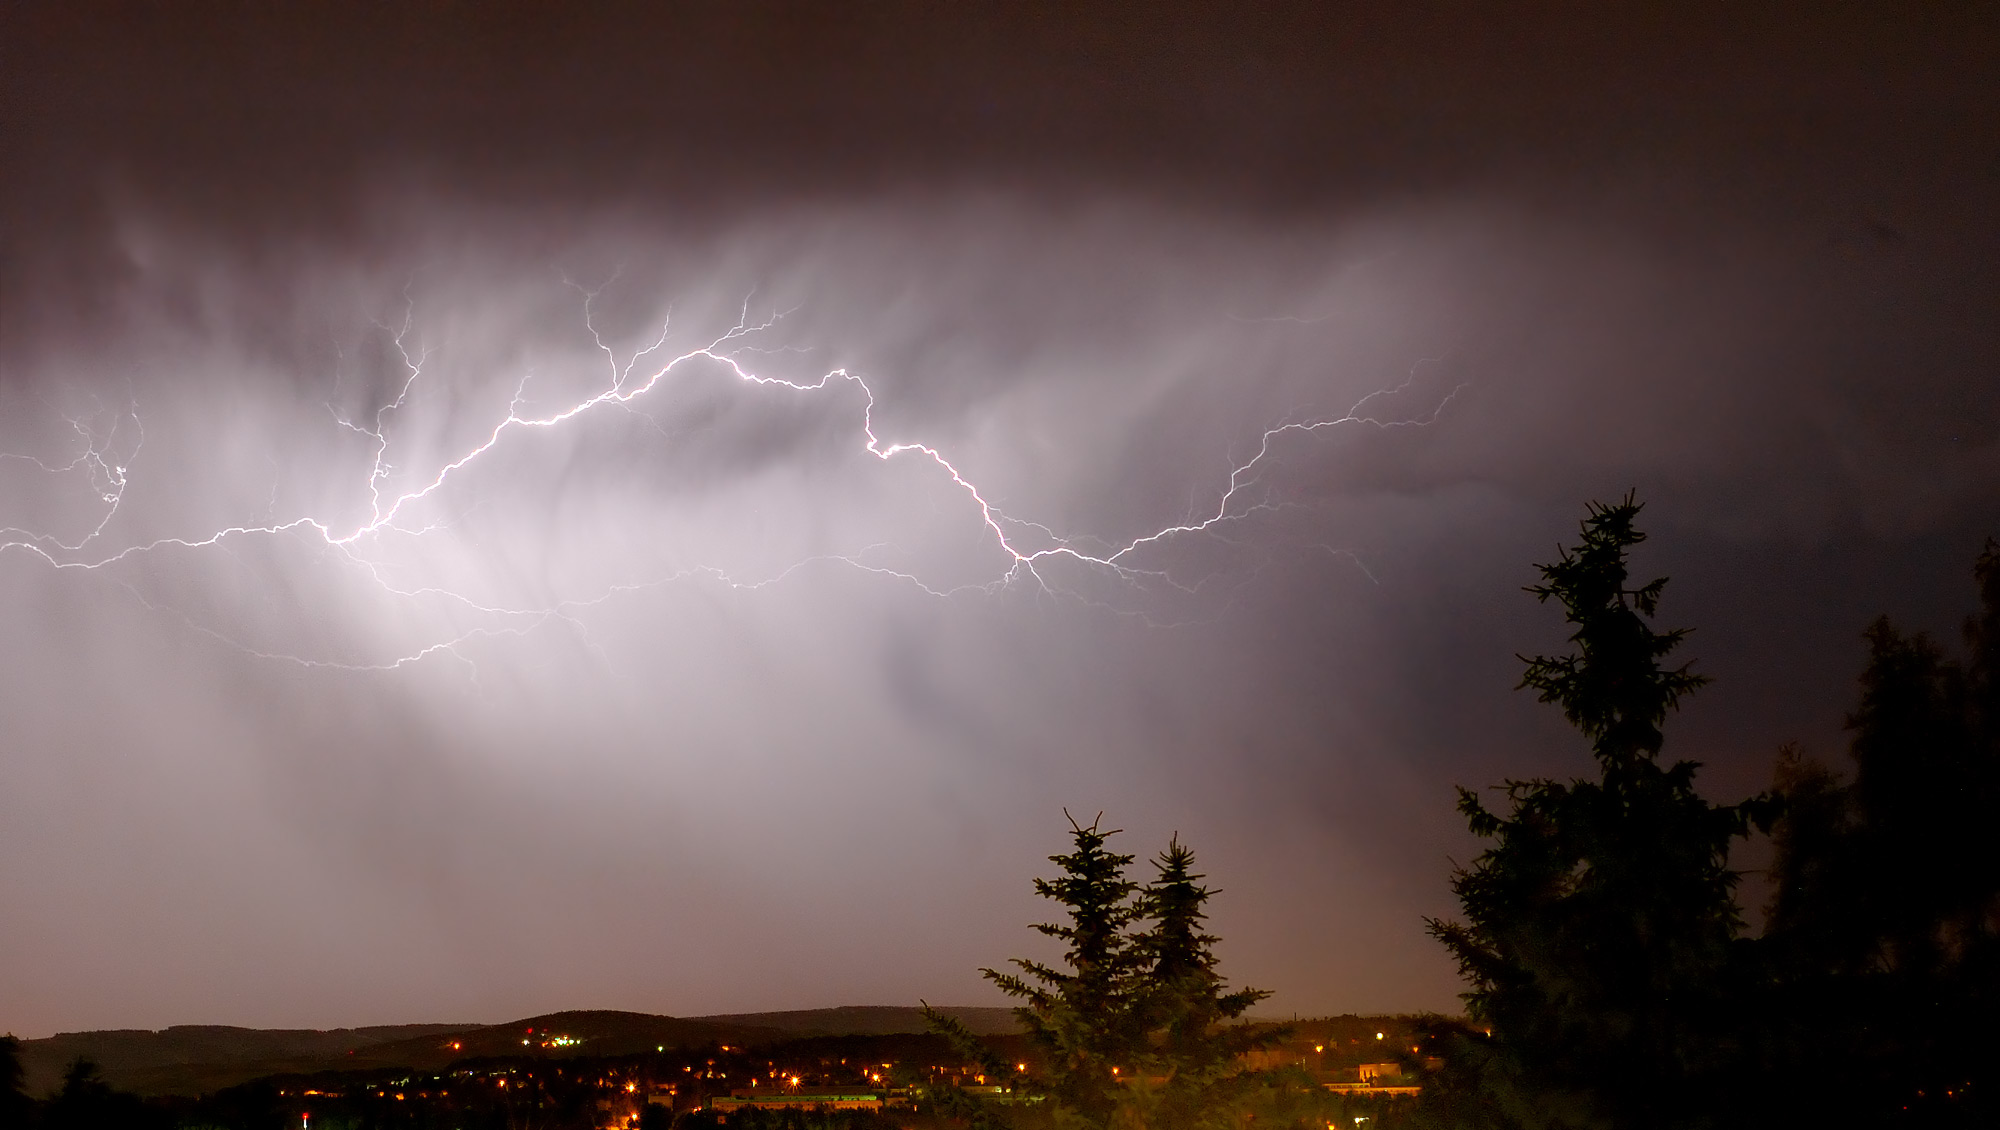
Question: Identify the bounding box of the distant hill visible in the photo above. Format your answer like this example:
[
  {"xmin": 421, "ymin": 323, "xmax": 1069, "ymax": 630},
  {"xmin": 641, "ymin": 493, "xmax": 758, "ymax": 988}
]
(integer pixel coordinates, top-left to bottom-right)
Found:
[
  {"xmin": 14, "ymin": 1024, "xmax": 478, "ymax": 1098},
  {"xmin": 13, "ymin": 1005, "xmax": 1017, "ymax": 1097},
  {"xmin": 691, "ymin": 1005, "xmax": 1018, "ymax": 1037},
  {"xmin": 347, "ymin": 1009, "xmax": 790, "ymax": 1070}
]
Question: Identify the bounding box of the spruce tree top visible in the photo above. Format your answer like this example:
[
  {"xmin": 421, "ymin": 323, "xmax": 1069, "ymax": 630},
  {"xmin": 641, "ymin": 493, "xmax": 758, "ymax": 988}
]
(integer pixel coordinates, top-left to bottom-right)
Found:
[{"xmin": 1519, "ymin": 492, "xmax": 1708, "ymax": 771}]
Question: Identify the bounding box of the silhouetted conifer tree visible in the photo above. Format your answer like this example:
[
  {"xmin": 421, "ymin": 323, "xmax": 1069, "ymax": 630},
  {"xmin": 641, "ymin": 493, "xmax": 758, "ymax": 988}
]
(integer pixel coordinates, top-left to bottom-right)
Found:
[
  {"xmin": 0, "ymin": 1036, "xmax": 34, "ymax": 1130},
  {"xmin": 1129, "ymin": 838, "xmax": 1279, "ymax": 1130},
  {"xmin": 1760, "ymin": 541, "xmax": 2000, "ymax": 1127},
  {"xmin": 1138, "ymin": 838, "xmax": 1272, "ymax": 1062},
  {"xmin": 1419, "ymin": 496, "xmax": 1771, "ymax": 1130},
  {"xmin": 930, "ymin": 816, "xmax": 1281, "ymax": 1130},
  {"xmin": 39, "ymin": 1057, "xmax": 163, "ymax": 1130},
  {"xmin": 962, "ymin": 812, "xmax": 1144, "ymax": 1130}
]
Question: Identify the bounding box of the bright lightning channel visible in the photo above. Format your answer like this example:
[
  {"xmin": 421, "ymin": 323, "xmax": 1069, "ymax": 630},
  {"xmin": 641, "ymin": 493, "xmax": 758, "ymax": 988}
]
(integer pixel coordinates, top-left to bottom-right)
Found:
[{"xmin": 0, "ymin": 298, "xmax": 1460, "ymax": 672}]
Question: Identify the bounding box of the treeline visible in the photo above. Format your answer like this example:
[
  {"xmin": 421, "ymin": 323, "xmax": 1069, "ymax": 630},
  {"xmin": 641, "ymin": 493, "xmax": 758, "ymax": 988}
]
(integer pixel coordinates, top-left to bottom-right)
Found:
[
  {"xmin": 1411, "ymin": 498, "xmax": 1997, "ymax": 1129},
  {"xmin": 6, "ymin": 497, "xmax": 1993, "ymax": 1130},
  {"xmin": 942, "ymin": 497, "xmax": 1995, "ymax": 1130},
  {"xmin": 923, "ymin": 824, "xmax": 1281, "ymax": 1130},
  {"xmin": 0, "ymin": 1041, "xmax": 593, "ymax": 1129},
  {"xmin": 0, "ymin": 1052, "xmax": 172, "ymax": 1130},
  {"xmin": 921, "ymin": 814, "xmax": 1434, "ymax": 1130},
  {"xmin": 0, "ymin": 1033, "xmax": 958, "ymax": 1130},
  {"xmin": 0, "ymin": 1031, "xmax": 1406, "ymax": 1130}
]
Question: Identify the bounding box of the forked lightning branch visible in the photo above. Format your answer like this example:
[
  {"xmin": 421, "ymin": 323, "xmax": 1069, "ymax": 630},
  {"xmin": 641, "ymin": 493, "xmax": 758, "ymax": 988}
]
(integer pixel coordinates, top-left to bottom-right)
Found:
[{"xmin": 0, "ymin": 295, "xmax": 1460, "ymax": 671}]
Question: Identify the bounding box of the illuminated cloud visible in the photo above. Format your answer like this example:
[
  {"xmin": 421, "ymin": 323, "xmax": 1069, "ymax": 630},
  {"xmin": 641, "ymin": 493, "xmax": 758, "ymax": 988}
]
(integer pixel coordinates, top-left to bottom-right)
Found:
[{"xmin": 1, "ymin": 4, "xmax": 1993, "ymax": 1037}]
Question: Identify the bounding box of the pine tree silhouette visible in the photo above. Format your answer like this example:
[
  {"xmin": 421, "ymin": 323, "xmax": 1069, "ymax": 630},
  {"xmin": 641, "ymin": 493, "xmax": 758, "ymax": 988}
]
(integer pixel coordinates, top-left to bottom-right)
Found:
[{"xmin": 1422, "ymin": 496, "xmax": 1770, "ymax": 1130}]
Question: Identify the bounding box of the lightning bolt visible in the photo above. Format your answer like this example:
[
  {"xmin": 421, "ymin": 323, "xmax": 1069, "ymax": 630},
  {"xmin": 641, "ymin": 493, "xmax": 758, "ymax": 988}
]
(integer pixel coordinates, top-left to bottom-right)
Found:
[{"xmin": 0, "ymin": 291, "xmax": 1461, "ymax": 674}]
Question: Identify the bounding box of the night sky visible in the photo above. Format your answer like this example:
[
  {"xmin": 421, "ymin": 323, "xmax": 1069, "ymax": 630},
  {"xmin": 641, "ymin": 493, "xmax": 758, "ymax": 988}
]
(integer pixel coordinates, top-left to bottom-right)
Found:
[{"xmin": 4, "ymin": 3, "xmax": 1998, "ymax": 1039}]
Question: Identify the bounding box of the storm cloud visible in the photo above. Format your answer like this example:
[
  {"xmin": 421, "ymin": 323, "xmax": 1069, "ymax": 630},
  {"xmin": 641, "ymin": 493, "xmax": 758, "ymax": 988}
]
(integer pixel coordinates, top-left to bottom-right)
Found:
[{"xmin": 3, "ymin": 3, "xmax": 1997, "ymax": 1037}]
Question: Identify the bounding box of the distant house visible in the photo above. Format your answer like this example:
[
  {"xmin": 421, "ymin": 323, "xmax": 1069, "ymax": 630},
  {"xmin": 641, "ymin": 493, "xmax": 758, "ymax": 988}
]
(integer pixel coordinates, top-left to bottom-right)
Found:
[{"xmin": 1322, "ymin": 1062, "xmax": 1422, "ymax": 1097}]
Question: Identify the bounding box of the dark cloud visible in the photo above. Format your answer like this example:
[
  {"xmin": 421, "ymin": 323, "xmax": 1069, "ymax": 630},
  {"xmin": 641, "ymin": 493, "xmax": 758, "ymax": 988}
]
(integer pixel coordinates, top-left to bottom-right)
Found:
[{"xmin": 2, "ymin": 2, "xmax": 1997, "ymax": 1036}]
